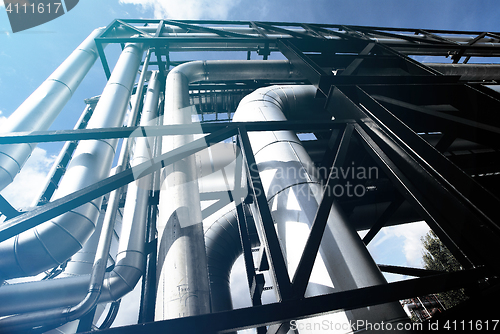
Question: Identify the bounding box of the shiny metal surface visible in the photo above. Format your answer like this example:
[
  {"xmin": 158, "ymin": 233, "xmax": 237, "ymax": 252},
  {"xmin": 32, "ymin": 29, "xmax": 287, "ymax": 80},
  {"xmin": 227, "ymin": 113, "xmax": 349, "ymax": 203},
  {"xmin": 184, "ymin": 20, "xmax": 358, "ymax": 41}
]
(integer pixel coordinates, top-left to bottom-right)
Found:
[
  {"xmin": 0, "ymin": 43, "xmax": 143, "ymax": 283},
  {"xmin": 233, "ymin": 85, "xmax": 409, "ymax": 330},
  {"xmin": 156, "ymin": 63, "xmax": 211, "ymax": 320},
  {"xmin": 0, "ymin": 28, "xmax": 104, "ymax": 191},
  {"xmin": 0, "ymin": 70, "xmax": 159, "ymax": 324},
  {"xmin": 156, "ymin": 60, "xmax": 304, "ymax": 320}
]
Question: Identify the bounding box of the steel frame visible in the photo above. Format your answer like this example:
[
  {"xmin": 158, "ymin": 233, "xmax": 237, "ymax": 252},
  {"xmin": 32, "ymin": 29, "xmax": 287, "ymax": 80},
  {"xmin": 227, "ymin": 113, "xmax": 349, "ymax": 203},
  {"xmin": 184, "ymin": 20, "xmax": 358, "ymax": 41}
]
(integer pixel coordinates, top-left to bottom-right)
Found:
[{"xmin": 1, "ymin": 19, "xmax": 500, "ymax": 333}]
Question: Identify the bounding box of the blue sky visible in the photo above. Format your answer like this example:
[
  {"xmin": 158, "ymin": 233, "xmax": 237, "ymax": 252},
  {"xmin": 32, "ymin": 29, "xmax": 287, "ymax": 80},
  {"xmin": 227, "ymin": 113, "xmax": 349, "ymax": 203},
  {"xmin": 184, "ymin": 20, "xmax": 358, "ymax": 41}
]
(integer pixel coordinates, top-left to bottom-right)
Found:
[
  {"xmin": 1, "ymin": 0, "xmax": 500, "ymax": 131},
  {"xmin": 1, "ymin": 0, "xmax": 499, "ymax": 330}
]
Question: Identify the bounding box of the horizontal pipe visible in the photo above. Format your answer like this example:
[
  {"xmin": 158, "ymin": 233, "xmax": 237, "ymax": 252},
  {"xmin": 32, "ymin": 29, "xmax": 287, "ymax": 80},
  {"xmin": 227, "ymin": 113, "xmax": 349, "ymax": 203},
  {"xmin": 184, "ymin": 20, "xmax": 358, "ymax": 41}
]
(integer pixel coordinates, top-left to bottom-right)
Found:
[
  {"xmin": 112, "ymin": 25, "xmax": 500, "ymax": 57},
  {"xmin": 137, "ymin": 25, "xmax": 500, "ymax": 46}
]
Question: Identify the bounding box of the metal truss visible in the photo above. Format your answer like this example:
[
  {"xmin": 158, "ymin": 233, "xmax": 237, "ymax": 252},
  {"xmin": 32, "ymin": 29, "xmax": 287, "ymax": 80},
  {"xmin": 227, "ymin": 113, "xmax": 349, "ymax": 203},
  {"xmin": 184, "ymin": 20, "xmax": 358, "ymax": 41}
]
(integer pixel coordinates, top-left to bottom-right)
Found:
[{"xmin": 1, "ymin": 19, "xmax": 500, "ymax": 333}]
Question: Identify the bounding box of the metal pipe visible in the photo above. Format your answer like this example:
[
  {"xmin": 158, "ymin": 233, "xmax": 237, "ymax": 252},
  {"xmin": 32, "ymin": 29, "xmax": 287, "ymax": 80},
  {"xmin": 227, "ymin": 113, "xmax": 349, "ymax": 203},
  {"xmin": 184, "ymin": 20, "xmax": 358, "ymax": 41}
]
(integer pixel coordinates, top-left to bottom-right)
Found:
[
  {"xmin": 0, "ymin": 71, "xmax": 160, "ymax": 325},
  {"xmin": 0, "ymin": 28, "xmax": 104, "ymax": 191},
  {"xmin": 55, "ymin": 53, "xmax": 153, "ymax": 326},
  {"xmin": 0, "ymin": 45, "xmax": 147, "ymax": 332},
  {"xmin": 0, "ymin": 43, "xmax": 144, "ymax": 283},
  {"xmin": 204, "ymin": 205, "xmax": 259, "ymax": 313},
  {"xmin": 59, "ymin": 50, "xmax": 153, "ymax": 281},
  {"xmin": 233, "ymin": 85, "xmax": 409, "ymax": 330},
  {"xmin": 156, "ymin": 60, "xmax": 302, "ymax": 320},
  {"xmin": 124, "ymin": 25, "xmax": 500, "ymax": 56},
  {"xmin": 31, "ymin": 101, "xmax": 96, "ymax": 207},
  {"xmin": 156, "ymin": 62, "xmax": 211, "ymax": 320}
]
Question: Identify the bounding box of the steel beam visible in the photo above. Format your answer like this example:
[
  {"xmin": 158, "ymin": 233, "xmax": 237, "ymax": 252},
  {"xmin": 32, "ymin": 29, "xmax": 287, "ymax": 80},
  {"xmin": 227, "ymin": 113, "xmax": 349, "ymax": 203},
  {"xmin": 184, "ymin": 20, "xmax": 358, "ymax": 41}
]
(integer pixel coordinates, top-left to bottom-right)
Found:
[
  {"xmin": 353, "ymin": 122, "xmax": 475, "ymax": 268},
  {"xmin": 0, "ymin": 195, "xmax": 21, "ymax": 219},
  {"xmin": 238, "ymin": 127, "xmax": 293, "ymax": 301},
  {"xmin": 372, "ymin": 94, "xmax": 500, "ymax": 149},
  {"xmin": 341, "ymin": 42, "xmax": 375, "ymax": 76},
  {"xmin": 0, "ymin": 121, "xmax": 346, "ymax": 144},
  {"xmin": 80, "ymin": 267, "xmax": 489, "ymax": 334},
  {"xmin": 291, "ymin": 124, "xmax": 353, "ymax": 298},
  {"xmin": 277, "ymin": 39, "xmax": 327, "ymax": 91},
  {"xmin": 0, "ymin": 127, "xmax": 236, "ymax": 243},
  {"xmin": 165, "ymin": 19, "xmax": 256, "ymax": 38},
  {"xmin": 378, "ymin": 264, "xmax": 444, "ymax": 278},
  {"xmin": 354, "ymin": 86, "xmax": 500, "ymax": 228},
  {"xmin": 362, "ymin": 195, "xmax": 405, "ymax": 245}
]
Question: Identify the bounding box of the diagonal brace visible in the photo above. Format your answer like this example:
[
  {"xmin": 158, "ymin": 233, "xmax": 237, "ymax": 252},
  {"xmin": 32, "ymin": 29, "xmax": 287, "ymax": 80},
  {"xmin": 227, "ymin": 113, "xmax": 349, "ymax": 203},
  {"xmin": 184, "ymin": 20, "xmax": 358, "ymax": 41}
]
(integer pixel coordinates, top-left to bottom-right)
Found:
[
  {"xmin": 0, "ymin": 127, "xmax": 236, "ymax": 243},
  {"xmin": 291, "ymin": 124, "xmax": 354, "ymax": 298}
]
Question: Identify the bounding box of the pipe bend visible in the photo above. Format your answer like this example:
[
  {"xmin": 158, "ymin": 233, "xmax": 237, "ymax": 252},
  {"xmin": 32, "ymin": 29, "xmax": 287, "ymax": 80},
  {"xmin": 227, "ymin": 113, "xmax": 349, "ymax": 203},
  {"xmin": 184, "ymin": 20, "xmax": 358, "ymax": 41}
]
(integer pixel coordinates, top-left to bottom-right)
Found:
[
  {"xmin": 170, "ymin": 60, "xmax": 206, "ymax": 83},
  {"xmin": 104, "ymin": 264, "xmax": 144, "ymax": 302},
  {"xmin": 170, "ymin": 60, "xmax": 300, "ymax": 84}
]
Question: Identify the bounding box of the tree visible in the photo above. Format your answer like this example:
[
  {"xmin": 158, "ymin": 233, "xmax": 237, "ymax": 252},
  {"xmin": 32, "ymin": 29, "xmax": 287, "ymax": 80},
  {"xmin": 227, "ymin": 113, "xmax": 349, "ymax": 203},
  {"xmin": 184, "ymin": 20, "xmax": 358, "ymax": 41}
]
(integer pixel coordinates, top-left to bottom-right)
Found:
[{"xmin": 421, "ymin": 230, "xmax": 468, "ymax": 309}]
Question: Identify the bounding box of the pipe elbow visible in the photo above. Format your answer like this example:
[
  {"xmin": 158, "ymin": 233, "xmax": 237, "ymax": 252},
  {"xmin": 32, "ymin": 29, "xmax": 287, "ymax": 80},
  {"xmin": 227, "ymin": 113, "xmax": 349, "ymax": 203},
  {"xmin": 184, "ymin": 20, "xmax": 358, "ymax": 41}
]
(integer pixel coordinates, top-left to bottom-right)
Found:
[
  {"xmin": 0, "ymin": 206, "xmax": 98, "ymax": 280},
  {"xmin": 169, "ymin": 60, "xmax": 206, "ymax": 83},
  {"xmin": 104, "ymin": 261, "xmax": 144, "ymax": 301}
]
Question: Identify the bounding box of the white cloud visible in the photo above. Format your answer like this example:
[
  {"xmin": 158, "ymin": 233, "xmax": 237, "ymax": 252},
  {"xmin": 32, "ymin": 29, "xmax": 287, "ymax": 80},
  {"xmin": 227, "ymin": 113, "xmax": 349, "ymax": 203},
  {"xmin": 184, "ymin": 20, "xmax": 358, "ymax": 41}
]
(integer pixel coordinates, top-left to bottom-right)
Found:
[
  {"xmin": 0, "ymin": 146, "xmax": 56, "ymax": 208},
  {"xmin": 0, "ymin": 110, "xmax": 10, "ymax": 128},
  {"xmin": 119, "ymin": 0, "xmax": 240, "ymax": 20},
  {"xmin": 372, "ymin": 221, "xmax": 430, "ymax": 268}
]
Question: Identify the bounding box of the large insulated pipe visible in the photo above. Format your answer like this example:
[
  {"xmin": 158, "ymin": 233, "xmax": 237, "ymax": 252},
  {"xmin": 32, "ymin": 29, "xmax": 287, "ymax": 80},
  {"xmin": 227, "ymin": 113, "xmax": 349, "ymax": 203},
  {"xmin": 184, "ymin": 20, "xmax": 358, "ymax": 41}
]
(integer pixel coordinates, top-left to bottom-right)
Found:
[
  {"xmin": 232, "ymin": 85, "xmax": 409, "ymax": 330},
  {"xmin": 0, "ymin": 28, "xmax": 104, "ymax": 191},
  {"xmin": 205, "ymin": 205, "xmax": 259, "ymax": 313},
  {"xmin": 0, "ymin": 70, "xmax": 160, "ymax": 320},
  {"xmin": 156, "ymin": 65, "xmax": 211, "ymax": 320},
  {"xmin": 57, "ymin": 55, "xmax": 153, "ymax": 281},
  {"xmin": 0, "ymin": 43, "xmax": 144, "ymax": 283},
  {"xmin": 156, "ymin": 60, "xmax": 302, "ymax": 320}
]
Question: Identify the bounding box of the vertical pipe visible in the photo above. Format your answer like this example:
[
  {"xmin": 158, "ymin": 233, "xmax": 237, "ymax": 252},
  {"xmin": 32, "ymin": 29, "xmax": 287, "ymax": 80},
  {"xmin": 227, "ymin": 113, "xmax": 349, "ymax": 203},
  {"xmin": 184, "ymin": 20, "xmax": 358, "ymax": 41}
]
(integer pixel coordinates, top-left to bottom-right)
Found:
[
  {"xmin": 154, "ymin": 60, "xmax": 300, "ymax": 320},
  {"xmin": 156, "ymin": 69, "xmax": 211, "ymax": 319},
  {"xmin": 138, "ymin": 74, "xmax": 162, "ymax": 324},
  {"xmin": 0, "ymin": 28, "xmax": 104, "ymax": 191},
  {"xmin": 233, "ymin": 85, "xmax": 409, "ymax": 330}
]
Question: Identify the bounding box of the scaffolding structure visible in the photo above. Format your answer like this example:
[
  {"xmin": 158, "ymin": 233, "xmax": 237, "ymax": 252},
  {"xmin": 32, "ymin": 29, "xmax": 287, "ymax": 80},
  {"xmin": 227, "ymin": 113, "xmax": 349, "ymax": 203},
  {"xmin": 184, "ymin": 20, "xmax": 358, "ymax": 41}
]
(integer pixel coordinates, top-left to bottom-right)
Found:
[{"xmin": 1, "ymin": 19, "xmax": 500, "ymax": 333}]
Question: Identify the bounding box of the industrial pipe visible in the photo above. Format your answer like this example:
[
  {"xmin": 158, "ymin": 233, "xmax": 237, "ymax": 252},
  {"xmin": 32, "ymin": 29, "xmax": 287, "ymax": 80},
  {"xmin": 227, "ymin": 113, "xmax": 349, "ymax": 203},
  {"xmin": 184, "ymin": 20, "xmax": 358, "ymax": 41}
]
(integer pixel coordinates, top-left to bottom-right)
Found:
[
  {"xmin": 137, "ymin": 25, "xmax": 500, "ymax": 48},
  {"xmin": 156, "ymin": 60, "xmax": 303, "ymax": 320},
  {"xmin": 0, "ymin": 28, "xmax": 104, "ymax": 191},
  {"xmin": 59, "ymin": 51, "xmax": 153, "ymax": 281},
  {"xmin": 0, "ymin": 43, "xmax": 144, "ymax": 283},
  {"xmin": 233, "ymin": 85, "xmax": 410, "ymax": 330},
  {"xmin": 0, "ymin": 71, "xmax": 160, "ymax": 323}
]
